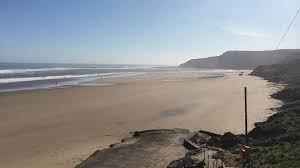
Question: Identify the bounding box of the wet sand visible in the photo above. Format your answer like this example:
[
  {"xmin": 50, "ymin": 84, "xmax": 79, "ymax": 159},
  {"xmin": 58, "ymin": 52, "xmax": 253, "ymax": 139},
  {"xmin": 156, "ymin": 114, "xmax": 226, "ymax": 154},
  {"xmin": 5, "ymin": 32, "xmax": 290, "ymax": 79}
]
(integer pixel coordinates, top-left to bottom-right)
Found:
[{"xmin": 0, "ymin": 71, "xmax": 281, "ymax": 168}]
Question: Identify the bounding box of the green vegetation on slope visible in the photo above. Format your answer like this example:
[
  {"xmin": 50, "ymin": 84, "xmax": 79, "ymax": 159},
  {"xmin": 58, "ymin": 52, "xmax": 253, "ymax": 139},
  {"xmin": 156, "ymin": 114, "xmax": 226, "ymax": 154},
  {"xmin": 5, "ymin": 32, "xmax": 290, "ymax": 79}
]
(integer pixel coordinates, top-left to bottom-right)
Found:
[{"xmin": 248, "ymin": 59, "xmax": 300, "ymax": 167}]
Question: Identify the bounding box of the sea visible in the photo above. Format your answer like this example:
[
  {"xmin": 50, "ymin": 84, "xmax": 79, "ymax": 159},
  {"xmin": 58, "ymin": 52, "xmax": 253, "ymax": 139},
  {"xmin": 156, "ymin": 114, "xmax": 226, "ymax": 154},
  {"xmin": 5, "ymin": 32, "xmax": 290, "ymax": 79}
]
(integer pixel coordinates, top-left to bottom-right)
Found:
[
  {"xmin": 0, "ymin": 62, "xmax": 233, "ymax": 92},
  {"xmin": 0, "ymin": 62, "xmax": 178, "ymax": 92}
]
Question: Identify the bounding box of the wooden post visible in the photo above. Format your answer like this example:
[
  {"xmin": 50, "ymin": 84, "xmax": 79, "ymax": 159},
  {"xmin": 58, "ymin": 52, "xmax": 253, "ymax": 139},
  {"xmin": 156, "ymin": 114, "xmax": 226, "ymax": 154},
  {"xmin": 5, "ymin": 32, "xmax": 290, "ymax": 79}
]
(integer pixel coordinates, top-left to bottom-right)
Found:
[
  {"xmin": 204, "ymin": 147, "xmax": 206, "ymax": 160},
  {"xmin": 244, "ymin": 87, "xmax": 248, "ymax": 144},
  {"xmin": 207, "ymin": 155, "xmax": 210, "ymax": 168}
]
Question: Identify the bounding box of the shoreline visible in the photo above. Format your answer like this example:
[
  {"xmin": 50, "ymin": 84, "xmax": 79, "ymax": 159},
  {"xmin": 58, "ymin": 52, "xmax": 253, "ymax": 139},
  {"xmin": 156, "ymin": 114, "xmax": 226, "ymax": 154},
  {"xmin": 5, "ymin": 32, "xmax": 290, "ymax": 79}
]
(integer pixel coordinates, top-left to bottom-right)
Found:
[
  {"xmin": 0, "ymin": 72, "xmax": 146, "ymax": 93},
  {"xmin": 0, "ymin": 70, "xmax": 233, "ymax": 93}
]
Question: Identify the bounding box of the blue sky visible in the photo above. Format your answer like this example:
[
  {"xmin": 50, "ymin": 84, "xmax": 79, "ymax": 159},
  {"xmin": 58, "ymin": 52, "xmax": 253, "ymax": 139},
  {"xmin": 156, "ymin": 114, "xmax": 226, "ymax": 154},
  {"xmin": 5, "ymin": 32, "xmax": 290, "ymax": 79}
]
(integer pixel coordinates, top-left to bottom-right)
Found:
[{"xmin": 0, "ymin": 0, "xmax": 299, "ymax": 65}]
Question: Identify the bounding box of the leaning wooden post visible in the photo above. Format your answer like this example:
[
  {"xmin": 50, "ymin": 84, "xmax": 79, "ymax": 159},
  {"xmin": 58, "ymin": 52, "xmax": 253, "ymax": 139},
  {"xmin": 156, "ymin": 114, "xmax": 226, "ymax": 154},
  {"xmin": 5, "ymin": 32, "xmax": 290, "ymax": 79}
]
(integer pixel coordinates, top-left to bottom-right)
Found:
[{"xmin": 244, "ymin": 87, "xmax": 248, "ymax": 144}]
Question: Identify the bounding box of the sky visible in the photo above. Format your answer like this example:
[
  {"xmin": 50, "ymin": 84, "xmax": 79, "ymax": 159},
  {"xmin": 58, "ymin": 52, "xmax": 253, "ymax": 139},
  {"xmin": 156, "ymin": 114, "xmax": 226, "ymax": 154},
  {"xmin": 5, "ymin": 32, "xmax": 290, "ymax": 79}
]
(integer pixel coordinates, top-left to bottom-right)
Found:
[{"xmin": 0, "ymin": 0, "xmax": 299, "ymax": 65}]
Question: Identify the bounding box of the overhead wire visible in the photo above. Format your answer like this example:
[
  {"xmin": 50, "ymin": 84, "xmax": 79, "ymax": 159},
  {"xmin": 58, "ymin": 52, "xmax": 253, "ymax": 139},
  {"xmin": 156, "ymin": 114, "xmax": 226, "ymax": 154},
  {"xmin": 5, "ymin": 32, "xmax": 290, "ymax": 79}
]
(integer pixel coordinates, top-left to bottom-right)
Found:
[{"xmin": 271, "ymin": 6, "xmax": 300, "ymax": 56}]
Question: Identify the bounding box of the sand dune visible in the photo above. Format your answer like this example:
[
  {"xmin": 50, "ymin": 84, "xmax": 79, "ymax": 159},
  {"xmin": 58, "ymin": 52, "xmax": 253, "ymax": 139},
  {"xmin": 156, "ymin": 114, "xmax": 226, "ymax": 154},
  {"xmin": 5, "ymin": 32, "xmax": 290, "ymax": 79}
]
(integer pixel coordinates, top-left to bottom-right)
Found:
[{"xmin": 0, "ymin": 71, "xmax": 281, "ymax": 168}]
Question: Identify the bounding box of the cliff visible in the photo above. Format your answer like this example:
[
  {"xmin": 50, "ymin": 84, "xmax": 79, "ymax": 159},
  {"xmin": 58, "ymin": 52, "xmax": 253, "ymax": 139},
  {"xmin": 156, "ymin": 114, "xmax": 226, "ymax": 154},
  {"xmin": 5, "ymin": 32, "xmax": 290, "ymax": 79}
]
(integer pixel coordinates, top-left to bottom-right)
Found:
[{"xmin": 180, "ymin": 49, "xmax": 300, "ymax": 70}]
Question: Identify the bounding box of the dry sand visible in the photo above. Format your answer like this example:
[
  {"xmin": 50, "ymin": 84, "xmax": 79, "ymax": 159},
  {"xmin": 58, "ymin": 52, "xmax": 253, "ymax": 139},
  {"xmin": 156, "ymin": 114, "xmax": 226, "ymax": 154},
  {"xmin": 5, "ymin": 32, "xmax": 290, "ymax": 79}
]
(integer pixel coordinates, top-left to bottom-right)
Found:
[{"xmin": 0, "ymin": 71, "xmax": 281, "ymax": 168}]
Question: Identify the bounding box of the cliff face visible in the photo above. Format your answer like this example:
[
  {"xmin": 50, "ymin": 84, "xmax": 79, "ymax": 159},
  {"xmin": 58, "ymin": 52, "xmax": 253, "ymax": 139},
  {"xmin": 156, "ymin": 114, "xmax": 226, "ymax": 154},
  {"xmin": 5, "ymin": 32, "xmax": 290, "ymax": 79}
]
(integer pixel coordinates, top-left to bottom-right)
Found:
[
  {"xmin": 180, "ymin": 56, "xmax": 220, "ymax": 69},
  {"xmin": 180, "ymin": 49, "xmax": 300, "ymax": 70}
]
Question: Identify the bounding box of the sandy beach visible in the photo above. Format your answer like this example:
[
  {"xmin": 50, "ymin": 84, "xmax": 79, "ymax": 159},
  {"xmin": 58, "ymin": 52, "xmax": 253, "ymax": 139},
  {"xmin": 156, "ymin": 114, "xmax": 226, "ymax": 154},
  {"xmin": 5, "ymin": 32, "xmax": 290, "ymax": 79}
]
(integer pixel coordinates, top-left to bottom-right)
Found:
[{"xmin": 0, "ymin": 71, "xmax": 281, "ymax": 168}]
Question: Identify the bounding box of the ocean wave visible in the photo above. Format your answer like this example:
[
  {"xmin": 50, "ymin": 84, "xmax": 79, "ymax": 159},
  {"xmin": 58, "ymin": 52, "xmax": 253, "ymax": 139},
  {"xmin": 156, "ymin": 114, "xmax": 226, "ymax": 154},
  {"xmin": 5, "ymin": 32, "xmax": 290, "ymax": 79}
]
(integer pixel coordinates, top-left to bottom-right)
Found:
[
  {"xmin": 0, "ymin": 72, "xmax": 144, "ymax": 84},
  {"xmin": 0, "ymin": 68, "xmax": 80, "ymax": 74},
  {"xmin": 0, "ymin": 66, "xmax": 161, "ymax": 74}
]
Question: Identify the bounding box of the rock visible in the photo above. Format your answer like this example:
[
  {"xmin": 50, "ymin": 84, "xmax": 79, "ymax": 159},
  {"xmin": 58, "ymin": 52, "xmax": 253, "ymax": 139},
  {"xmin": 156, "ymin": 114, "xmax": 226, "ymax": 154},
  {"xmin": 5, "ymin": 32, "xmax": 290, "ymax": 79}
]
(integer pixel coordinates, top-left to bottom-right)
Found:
[
  {"xmin": 219, "ymin": 132, "xmax": 240, "ymax": 149},
  {"xmin": 167, "ymin": 156, "xmax": 205, "ymax": 168}
]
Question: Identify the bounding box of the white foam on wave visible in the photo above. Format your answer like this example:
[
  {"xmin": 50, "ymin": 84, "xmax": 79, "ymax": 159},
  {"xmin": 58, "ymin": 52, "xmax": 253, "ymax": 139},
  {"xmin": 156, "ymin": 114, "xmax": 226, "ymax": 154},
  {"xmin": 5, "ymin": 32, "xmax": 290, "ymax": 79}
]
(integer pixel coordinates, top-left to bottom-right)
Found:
[
  {"xmin": 0, "ymin": 72, "xmax": 144, "ymax": 84},
  {"xmin": 0, "ymin": 67, "xmax": 78, "ymax": 74},
  {"xmin": 0, "ymin": 66, "xmax": 161, "ymax": 74}
]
